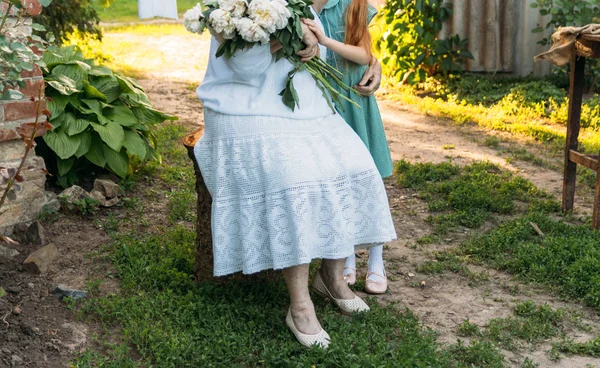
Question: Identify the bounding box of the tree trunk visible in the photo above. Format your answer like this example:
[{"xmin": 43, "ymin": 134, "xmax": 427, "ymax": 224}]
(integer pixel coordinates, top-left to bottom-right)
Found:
[
  {"xmin": 183, "ymin": 128, "xmax": 280, "ymax": 282},
  {"xmin": 183, "ymin": 127, "xmax": 214, "ymax": 281}
]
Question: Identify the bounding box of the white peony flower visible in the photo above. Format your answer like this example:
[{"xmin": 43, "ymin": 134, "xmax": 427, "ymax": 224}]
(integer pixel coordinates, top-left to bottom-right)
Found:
[
  {"xmin": 218, "ymin": 0, "xmax": 248, "ymax": 18},
  {"xmin": 183, "ymin": 4, "xmax": 205, "ymax": 33},
  {"xmin": 209, "ymin": 9, "xmax": 238, "ymax": 39},
  {"xmin": 235, "ymin": 17, "xmax": 270, "ymax": 44},
  {"xmin": 248, "ymin": 0, "xmax": 290, "ymax": 34},
  {"xmin": 270, "ymin": 0, "xmax": 291, "ymax": 29}
]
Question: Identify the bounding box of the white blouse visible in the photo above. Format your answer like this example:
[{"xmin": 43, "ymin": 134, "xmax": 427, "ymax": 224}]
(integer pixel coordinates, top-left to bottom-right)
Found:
[{"xmin": 196, "ymin": 13, "xmax": 333, "ymax": 120}]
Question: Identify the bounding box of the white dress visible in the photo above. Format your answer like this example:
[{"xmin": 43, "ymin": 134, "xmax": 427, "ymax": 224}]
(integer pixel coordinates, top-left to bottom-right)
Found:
[
  {"xmin": 138, "ymin": 0, "xmax": 178, "ymax": 20},
  {"xmin": 194, "ymin": 15, "xmax": 397, "ymax": 277}
]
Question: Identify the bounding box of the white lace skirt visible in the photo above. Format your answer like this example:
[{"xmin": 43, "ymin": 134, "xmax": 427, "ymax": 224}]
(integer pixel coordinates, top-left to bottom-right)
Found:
[{"xmin": 194, "ymin": 110, "xmax": 397, "ymax": 276}]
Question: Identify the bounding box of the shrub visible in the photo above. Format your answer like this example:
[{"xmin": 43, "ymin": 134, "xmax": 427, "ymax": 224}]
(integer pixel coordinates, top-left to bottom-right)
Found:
[
  {"xmin": 33, "ymin": 0, "xmax": 104, "ymax": 44},
  {"xmin": 37, "ymin": 45, "xmax": 177, "ymax": 187},
  {"xmin": 377, "ymin": 0, "xmax": 473, "ymax": 84}
]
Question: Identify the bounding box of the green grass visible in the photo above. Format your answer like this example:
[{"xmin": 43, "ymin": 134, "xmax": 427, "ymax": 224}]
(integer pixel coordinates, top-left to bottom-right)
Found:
[
  {"xmin": 455, "ymin": 301, "xmax": 572, "ymax": 353},
  {"xmin": 92, "ymin": 0, "xmax": 201, "ymax": 23},
  {"xmin": 395, "ymin": 160, "xmax": 560, "ymax": 238},
  {"xmin": 553, "ymin": 336, "xmax": 600, "ymax": 358},
  {"xmin": 462, "ymin": 213, "xmax": 600, "ymax": 312},
  {"xmin": 72, "ymin": 122, "xmax": 510, "ymax": 367},
  {"xmin": 381, "ymin": 74, "xmax": 600, "ymax": 154},
  {"xmin": 485, "ymin": 301, "xmax": 566, "ymax": 350}
]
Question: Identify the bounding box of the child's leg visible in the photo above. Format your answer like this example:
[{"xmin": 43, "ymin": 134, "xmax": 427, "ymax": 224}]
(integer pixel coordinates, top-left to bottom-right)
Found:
[
  {"xmin": 343, "ymin": 253, "xmax": 356, "ymax": 285},
  {"xmin": 367, "ymin": 244, "xmax": 385, "ymax": 282}
]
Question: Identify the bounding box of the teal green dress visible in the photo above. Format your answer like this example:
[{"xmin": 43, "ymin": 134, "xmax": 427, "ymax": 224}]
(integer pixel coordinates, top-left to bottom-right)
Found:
[{"xmin": 319, "ymin": 0, "xmax": 393, "ymax": 178}]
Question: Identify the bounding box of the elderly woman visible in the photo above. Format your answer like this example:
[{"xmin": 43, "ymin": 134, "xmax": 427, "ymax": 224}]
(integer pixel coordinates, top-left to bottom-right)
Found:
[{"xmin": 193, "ymin": 13, "xmax": 395, "ymax": 348}]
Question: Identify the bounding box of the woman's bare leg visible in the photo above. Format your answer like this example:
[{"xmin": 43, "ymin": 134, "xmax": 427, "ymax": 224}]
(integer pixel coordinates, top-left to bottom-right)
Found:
[
  {"xmin": 319, "ymin": 258, "xmax": 356, "ymax": 300},
  {"xmin": 283, "ymin": 264, "xmax": 322, "ymax": 334}
]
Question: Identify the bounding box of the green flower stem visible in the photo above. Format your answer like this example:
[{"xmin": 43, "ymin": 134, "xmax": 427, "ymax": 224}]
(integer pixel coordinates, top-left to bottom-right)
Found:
[{"xmin": 304, "ymin": 61, "xmax": 360, "ymax": 108}]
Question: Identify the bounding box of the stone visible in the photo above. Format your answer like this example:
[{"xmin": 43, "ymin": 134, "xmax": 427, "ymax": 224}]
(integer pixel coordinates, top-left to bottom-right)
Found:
[
  {"xmin": 25, "ymin": 221, "xmax": 46, "ymax": 245},
  {"xmin": 13, "ymin": 306, "xmax": 21, "ymax": 315},
  {"xmin": 93, "ymin": 179, "xmax": 121, "ymax": 199},
  {"xmin": 89, "ymin": 189, "xmax": 106, "ymax": 204},
  {"xmin": 22, "ymin": 243, "xmax": 58, "ymax": 275},
  {"xmin": 43, "ymin": 191, "xmax": 60, "ymax": 212},
  {"xmin": 102, "ymin": 197, "xmax": 120, "ymax": 208},
  {"xmin": 61, "ymin": 322, "xmax": 88, "ymax": 351},
  {"xmin": 11, "ymin": 355, "xmax": 23, "ymax": 367},
  {"xmin": 53, "ymin": 285, "xmax": 88, "ymax": 300},
  {"xmin": 0, "ymin": 245, "xmax": 20, "ymax": 259},
  {"xmin": 58, "ymin": 186, "xmax": 91, "ymax": 204}
]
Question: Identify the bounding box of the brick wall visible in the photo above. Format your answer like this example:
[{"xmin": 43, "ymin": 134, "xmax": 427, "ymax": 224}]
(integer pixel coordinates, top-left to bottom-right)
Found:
[{"xmin": 0, "ymin": 0, "xmax": 53, "ymax": 235}]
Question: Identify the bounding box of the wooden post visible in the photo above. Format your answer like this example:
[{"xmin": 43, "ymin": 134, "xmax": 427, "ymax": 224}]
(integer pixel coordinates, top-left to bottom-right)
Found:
[
  {"xmin": 183, "ymin": 128, "xmax": 281, "ymax": 281},
  {"xmin": 562, "ymin": 54, "xmax": 586, "ymax": 213}
]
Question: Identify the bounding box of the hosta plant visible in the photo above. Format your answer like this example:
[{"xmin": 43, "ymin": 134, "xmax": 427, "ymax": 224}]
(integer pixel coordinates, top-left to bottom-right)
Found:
[{"xmin": 38, "ymin": 45, "xmax": 177, "ymax": 187}]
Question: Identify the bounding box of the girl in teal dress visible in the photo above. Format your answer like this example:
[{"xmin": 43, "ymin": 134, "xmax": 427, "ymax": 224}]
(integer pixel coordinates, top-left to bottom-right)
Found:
[{"xmin": 304, "ymin": 0, "xmax": 393, "ymax": 294}]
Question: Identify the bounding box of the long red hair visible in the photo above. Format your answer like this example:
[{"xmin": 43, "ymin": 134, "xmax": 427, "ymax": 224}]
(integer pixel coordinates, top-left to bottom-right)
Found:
[{"xmin": 344, "ymin": 0, "xmax": 372, "ymax": 59}]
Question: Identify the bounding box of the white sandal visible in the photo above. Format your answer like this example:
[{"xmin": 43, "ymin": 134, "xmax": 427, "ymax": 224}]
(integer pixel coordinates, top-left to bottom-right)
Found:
[
  {"xmin": 311, "ymin": 271, "xmax": 370, "ymax": 315},
  {"xmin": 285, "ymin": 308, "xmax": 330, "ymax": 349}
]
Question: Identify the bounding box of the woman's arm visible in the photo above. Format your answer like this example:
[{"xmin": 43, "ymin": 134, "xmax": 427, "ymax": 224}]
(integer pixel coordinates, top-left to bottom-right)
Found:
[{"xmin": 302, "ymin": 19, "xmax": 371, "ymax": 66}]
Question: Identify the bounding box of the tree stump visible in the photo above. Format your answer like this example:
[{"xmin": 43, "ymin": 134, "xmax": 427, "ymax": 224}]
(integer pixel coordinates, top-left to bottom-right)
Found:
[{"xmin": 183, "ymin": 128, "xmax": 280, "ymax": 282}]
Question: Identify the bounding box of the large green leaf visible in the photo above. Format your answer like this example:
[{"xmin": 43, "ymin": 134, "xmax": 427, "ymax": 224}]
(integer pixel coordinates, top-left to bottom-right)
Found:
[
  {"xmin": 57, "ymin": 157, "xmax": 75, "ymax": 176},
  {"xmin": 132, "ymin": 106, "xmax": 178, "ymax": 125},
  {"xmin": 116, "ymin": 75, "xmax": 151, "ymax": 106},
  {"xmin": 46, "ymin": 92, "xmax": 69, "ymax": 119},
  {"xmin": 91, "ymin": 77, "xmax": 121, "ymax": 103},
  {"xmin": 57, "ymin": 112, "xmax": 76, "ymax": 135},
  {"xmin": 65, "ymin": 118, "xmax": 91, "ymax": 136},
  {"xmin": 45, "ymin": 74, "xmax": 80, "ymax": 95},
  {"xmin": 123, "ymin": 131, "xmax": 147, "ymax": 159},
  {"xmin": 103, "ymin": 145, "xmax": 129, "ymax": 178},
  {"xmin": 90, "ymin": 121, "xmax": 124, "ymax": 152},
  {"xmin": 51, "ymin": 63, "xmax": 89, "ymax": 86},
  {"xmin": 82, "ymin": 80, "xmax": 107, "ymax": 101},
  {"xmin": 43, "ymin": 130, "xmax": 81, "ymax": 159},
  {"xmin": 74, "ymin": 130, "xmax": 92, "ymax": 158},
  {"xmin": 88, "ymin": 66, "xmax": 114, "ymax": 77},
  {"xmin": 43, "ymin": 45, "xmax": 85, "ymax": 68},
  {"xmin": 82, "ymin": 99, "xmax": 111, "ymax": 124},
  {"xmin": 106, "ymin": 106, "xmax": 139, "ymax": 127},
  {"xmin": 85, "ymin": 134, "xmax": 106, "ymax": 168}
]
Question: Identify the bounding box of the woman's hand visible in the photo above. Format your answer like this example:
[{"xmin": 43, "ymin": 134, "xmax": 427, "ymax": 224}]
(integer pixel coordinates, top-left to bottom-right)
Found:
[
  {"xmin": 354, "ymin": 57, "xmax": 382, "ymax": 96},
  {"xmin": 302, "ymin": 18, "xmax": 329, "ymax": 47},
  {"xmin": 297, "ymin": 21, "xmax": 319, "ymax": 62}
]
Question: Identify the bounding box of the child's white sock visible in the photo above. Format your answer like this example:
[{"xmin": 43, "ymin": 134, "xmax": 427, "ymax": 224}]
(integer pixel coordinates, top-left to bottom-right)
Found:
[
  {"xmin": 367, "ymin": 244, "xmax": 386, "ymax": 282},
  {"xmin": 343, "ymin": 253, "xmax": 356, "ymax": 276}
]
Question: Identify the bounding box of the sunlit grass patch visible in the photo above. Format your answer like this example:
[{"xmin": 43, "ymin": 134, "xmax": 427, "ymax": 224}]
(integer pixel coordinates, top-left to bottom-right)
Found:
[{"xmin": 380, "ymin": 74, "xmax": 600, "ymax": 154}]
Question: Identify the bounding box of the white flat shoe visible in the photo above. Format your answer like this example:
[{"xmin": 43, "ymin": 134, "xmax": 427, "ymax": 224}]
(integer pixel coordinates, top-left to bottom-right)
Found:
[
  {"xmin": 311, "ymin": 271, "xmax": 370, "ymax": 315},
  {"xmin": 285, "ymin": 308, "xmax": 330, "ymax": 349}
]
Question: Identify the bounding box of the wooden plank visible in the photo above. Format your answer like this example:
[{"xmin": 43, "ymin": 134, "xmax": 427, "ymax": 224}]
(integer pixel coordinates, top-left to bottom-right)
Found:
[
  {"xmin": 569, "ymin": 150, "xmax": 600, "ymax": 170},
  {"xmin": 562, "ymin": 54, "xmax": 586, "ymax": 212},
  {"xmin": 594, "ymin": 172, "xmax": 600, "ymax": 229}
]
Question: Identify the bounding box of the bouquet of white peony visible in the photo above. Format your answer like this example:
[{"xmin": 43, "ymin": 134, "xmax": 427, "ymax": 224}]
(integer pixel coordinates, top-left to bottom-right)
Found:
[{"xmin": 184, "ymin": 0, "xmax": 358, "ymax": 112}]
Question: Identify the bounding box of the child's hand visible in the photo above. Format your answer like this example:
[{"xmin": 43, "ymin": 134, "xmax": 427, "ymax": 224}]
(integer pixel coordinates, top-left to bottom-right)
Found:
[{"xmin": 302, "ymin": 18, "xmax": 329, "ymax": 46}]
